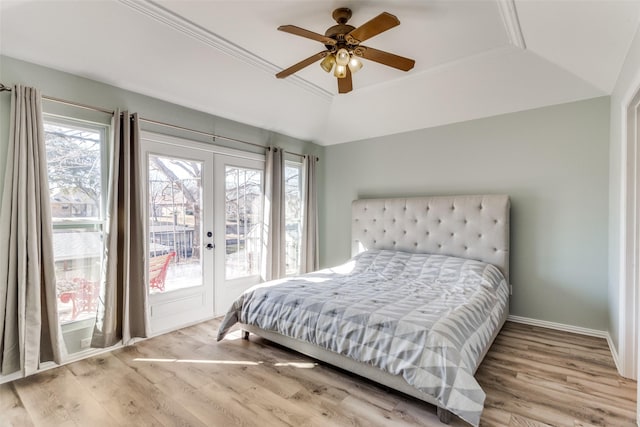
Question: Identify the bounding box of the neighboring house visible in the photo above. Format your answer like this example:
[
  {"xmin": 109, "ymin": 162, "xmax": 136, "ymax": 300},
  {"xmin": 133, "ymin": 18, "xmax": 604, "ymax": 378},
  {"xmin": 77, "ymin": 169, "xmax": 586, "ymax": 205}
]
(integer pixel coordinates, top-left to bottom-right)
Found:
[{"xmin": 50, "ymin": 191, "xmax": 99, "ymax": 219}]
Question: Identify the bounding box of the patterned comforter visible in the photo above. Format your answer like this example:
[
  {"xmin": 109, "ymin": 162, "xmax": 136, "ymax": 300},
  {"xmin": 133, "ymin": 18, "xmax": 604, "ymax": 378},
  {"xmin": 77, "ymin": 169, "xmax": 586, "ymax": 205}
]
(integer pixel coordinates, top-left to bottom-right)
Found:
[{"xmin": 217, "ymin": 250, "xmax": 509, "ymax": 426}]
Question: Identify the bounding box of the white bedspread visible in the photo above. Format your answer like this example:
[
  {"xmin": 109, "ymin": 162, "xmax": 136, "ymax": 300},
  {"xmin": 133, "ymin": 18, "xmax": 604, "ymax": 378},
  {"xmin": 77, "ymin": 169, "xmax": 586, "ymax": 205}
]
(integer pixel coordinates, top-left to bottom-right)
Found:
[{"xmin": 217, "ymin": 250, "xmax": 509, "ymax": 426}]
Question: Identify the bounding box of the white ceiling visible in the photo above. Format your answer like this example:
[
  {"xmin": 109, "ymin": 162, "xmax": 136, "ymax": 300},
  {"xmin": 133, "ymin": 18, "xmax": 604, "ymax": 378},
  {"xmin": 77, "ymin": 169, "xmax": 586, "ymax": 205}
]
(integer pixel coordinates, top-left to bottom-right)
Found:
[{"xmin": 1, "ymin": 0, "xmax": 639, "ymax": 145}]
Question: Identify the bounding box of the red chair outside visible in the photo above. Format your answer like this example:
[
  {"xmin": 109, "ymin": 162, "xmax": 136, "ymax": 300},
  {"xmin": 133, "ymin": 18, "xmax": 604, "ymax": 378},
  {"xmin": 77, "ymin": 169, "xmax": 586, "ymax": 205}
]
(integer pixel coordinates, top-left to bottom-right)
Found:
[
  {"xmin": 149, "ymin": 251, "xmax": 176, "ymax": 292},
  {"xmin": 58, "ymin": 278, "xmax": 100, "ymax": 321}
]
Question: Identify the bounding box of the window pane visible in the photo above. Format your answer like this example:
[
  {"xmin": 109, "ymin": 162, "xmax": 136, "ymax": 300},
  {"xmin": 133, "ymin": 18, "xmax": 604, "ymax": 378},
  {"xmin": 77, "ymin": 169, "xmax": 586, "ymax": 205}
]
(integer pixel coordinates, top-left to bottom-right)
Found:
[
  {"xmin": 225, "ymin": 166, "xmax": 263, "ymax": 279},
  {"xmin": 285, "ymin": 162, "xmax": 303, "ymax": 276},
  {"xmin": 52, "ymin": 228, "xmax": 101, "ymax": 324},
  {"xmin": 45, "ymin": 123, "xmax": 102, "ymax": 221},
  {"xmin": 148, "ymin": 155, "xmax": 203, "ymax": 294},
  {"xmin": 44, "ymin": 119, "xmax": 106, "ymax": 334}
]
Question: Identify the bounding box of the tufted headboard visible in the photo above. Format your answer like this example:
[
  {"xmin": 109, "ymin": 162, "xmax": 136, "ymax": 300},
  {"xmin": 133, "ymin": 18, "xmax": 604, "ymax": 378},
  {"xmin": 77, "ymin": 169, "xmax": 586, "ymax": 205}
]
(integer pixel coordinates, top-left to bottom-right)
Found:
[{"xmin": 352, "ymin": 195, "xmax": 510, "ymax": 280}]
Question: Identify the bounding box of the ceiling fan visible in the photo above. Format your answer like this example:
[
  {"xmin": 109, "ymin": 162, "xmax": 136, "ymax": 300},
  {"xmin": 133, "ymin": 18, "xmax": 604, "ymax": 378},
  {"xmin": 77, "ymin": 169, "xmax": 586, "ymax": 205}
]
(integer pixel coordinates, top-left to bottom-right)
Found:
[{"xmin": 275, "ymin": 7, "xmax": 415, "ymax": 94}]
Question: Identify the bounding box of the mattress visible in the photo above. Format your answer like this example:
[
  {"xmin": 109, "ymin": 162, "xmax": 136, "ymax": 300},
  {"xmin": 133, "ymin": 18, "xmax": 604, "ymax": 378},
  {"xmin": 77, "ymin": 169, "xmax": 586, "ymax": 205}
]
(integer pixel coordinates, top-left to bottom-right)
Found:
[{"xmin": 217, "ymin": 249, "xmax": 509, "ymax": 426}]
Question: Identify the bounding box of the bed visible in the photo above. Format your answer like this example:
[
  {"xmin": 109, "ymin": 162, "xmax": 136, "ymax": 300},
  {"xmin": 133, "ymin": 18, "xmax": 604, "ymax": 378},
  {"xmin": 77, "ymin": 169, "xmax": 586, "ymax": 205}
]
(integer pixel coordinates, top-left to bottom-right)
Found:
[{"xmin": 217, "ymin": 195, "xmax": 510, "ymax": 426}]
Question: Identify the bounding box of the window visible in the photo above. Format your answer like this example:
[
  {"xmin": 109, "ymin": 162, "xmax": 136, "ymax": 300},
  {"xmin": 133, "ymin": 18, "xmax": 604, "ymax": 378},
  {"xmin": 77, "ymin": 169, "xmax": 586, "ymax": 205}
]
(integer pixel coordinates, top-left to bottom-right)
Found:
[
  {"xmin": 285, "ymin": 161, "xmax": 303, "ymax": 275},
  {"xmin": 225, "ymin": 166, "xmax": 263, "ymax": 279},
  {"xmin": 44, "ymin": 117, "xmax": 107, "ymax": 326}
]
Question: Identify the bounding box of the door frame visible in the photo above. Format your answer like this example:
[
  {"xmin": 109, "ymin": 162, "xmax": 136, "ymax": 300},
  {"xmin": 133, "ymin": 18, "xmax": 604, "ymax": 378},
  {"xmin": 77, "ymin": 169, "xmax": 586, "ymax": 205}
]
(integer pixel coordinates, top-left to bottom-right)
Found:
[
  {"xmin": 618, "ymin": 87, "xmax": 640, "ymax": 381},
  {"xmin": 140, "ymin": 131, "xmax": 265, "ymax": 330}
]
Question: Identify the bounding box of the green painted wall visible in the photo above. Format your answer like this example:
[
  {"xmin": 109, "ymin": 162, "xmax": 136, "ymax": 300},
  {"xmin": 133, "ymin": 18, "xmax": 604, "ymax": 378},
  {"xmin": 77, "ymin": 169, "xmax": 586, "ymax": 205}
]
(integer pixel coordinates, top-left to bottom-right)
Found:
[
  {"xmin": 0, "ymin": 55, "xmax": 613, "ymax": 333},
  {"xmin": 0, "ymin": 55, "xmax": 322, "ymax": 200},
  {"xmin": 320, "ymin": 97, "xmax": 611, "ymax": 331}
]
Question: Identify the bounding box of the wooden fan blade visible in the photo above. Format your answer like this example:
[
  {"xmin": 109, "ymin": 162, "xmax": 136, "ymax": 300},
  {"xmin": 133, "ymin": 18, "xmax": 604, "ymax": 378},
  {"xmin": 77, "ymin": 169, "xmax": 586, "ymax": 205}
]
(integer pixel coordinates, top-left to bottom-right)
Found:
[
  {"xmin": 338, "ymin": 67, "xmax": 353, "ymax": 94},
  {"xmin": 276, "ymin": 51, "xmax": 329, "ymax": 79},
  {"xmin": 278, "ymin": 25, "xmax": 337, "ymax": 46},
  {"xmin": 345, "ymin": 12, "xmax": 400, "ymax": 44},
  {"xmin": 355, "ymin": 46, "xmax": 415, "ymax": 71}
]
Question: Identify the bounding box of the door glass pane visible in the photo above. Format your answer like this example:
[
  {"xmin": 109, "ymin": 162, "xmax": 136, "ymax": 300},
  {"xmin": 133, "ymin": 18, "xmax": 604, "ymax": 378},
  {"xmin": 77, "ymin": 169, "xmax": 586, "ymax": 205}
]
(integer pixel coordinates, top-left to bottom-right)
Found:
[
  {"xmin": 148, "ymin": 155, "xmax": 203, "ymax": 293},
  {"xmin": 225, "ymin": 166, "xmax": 263, "ymax": 279}
]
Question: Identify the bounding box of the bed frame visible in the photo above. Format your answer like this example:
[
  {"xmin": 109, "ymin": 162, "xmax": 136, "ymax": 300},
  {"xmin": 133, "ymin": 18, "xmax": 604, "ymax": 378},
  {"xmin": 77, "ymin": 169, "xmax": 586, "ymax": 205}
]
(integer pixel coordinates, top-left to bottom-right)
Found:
[{"xmin": 241, "ymin": 194, "xmax": 510, "ymax": 424}]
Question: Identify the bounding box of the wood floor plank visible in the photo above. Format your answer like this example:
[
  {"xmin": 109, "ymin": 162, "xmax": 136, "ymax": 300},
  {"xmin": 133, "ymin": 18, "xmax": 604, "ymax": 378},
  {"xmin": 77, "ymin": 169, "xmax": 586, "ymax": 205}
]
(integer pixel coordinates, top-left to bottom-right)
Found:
[
  {"xmin": 153, "ymin": 375, "xmax": 239, "ymax": 426},
  {"xmin": 509, "ymin": 414, "xmax": 554, "ymax": 427},
  {"xmin": 566, "ymin": 374, "xmax": 636, "ymax": 402},
  {"xmin": 72, "ymin": 352, "xmax": 206, "ymax": 427},
  {"xmin": 3, "ymin": 319, "xmax": 636, "ymax": 427},
  {"xmin": 0, "ymin": 382, "xmax": 35, "ymax": 427},
  {"xmin": 11, "ymin": 369, "xmax": 79, "ymax": 427}
]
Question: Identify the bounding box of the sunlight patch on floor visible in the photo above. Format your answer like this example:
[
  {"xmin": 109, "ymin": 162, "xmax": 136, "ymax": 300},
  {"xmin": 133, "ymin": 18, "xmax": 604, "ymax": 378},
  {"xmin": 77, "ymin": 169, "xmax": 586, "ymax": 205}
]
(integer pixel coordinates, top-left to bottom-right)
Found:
[
  {"xmin": 133, "ymin": 357, "xmax": 263, "ymax": 365},
  {"xmin": 222, "ymin": 330, "xmax": 245, "ymax": 341},
  {"xmin": 273, "ymin": 361, "xmax": 317, "ymax": 369},
  {"xmin": 131, "ymin": 357, "xmax": 318, "ymax": 369}
]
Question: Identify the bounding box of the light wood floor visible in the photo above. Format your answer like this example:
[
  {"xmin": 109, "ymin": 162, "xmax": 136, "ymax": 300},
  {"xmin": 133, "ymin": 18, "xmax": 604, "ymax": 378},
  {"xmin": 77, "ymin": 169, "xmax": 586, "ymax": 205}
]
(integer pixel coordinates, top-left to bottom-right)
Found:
[{"xmin": 1, "ymin": 320, "xmax": 636, "ymax": 427}]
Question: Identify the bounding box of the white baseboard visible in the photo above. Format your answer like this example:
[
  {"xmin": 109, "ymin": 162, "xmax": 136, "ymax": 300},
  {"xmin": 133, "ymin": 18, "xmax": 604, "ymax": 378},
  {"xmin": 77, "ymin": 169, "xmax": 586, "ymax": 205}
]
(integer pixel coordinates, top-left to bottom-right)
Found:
[
  {"xmin": 605, "ymin": 333, "xmax": 622, "ymax": 376},
  {"xmin": 0, "ymin": 369, "xmax": 24, "ymax": 385},
  {"xmin": 507, "ymin": 315, "xmax": 608, "ymax": 337},
  {"xmin": 507, "ymin": 315, "xmax": 621, "ymax": 374}
]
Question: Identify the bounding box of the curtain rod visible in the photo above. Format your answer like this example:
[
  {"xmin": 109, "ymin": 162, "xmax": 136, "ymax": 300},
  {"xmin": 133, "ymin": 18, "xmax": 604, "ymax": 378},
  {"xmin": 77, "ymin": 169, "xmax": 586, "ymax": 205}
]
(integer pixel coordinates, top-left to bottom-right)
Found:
[
  {"xmin": 0, "ymin": 83, "xmax": 115, "ymax": 115},
  {"xmin": 0, "ymin": 82, "xmax": 315, "ymax": 161},
  {"xmin": 137, "ymin": 117, "xmax": 309, "ymax": 160}
]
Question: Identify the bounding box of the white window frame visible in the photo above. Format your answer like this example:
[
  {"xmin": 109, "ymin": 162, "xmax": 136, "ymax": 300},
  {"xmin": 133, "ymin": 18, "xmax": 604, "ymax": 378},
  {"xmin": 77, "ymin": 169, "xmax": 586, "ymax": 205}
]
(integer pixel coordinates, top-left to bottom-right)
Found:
[
  {"xmin": 284, "ymin": 159, "xmax": 304, "ymax": 276},
  {"xmin": 44, "ymin": 114, "xmax": 109, "ymax": 327}
]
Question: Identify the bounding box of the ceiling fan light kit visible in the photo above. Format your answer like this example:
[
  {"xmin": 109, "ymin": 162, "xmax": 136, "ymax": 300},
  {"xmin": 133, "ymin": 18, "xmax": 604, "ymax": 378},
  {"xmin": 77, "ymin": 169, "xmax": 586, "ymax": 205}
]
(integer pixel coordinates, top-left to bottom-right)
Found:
[
  {"xmin": 334, "ymin": 64, "xmax": 347, "ymax": 78},
  {"xmin": 320, "ymin": 54, "xmax": 336, "ymax": 73},
  {"xmin": 275, "ymin": 7, "xmax": 416, "ymax": 94}
]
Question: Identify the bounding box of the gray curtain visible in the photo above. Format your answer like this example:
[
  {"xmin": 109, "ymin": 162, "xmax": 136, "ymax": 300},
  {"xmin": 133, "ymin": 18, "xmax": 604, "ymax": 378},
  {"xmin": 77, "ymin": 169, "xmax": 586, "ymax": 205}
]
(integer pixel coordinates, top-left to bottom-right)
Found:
[
  {"xmin": 300, "ymin": 155, "xmax": 319, "ymax": 273},
  {"xmin": 262, "ymin": 146, "xmax": 286, "ymax": 280},
  {"xmin": 92, "ymin": 111, "xmax": 147, "ymax": 347},
  {"xmin": 0, "ymin": 85, "xmax": 66, "ymax": 376}
]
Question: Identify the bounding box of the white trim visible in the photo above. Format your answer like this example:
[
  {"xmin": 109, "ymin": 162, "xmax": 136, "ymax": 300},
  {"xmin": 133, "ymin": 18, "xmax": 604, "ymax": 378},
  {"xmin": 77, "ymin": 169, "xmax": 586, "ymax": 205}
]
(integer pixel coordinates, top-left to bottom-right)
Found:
[
  {"xmin": 0, "ymin": 370, "xmax": 24, "ymax": 385},
  {"xmin": 117, "ymin": 0, "xmax": 332, "ymax": 101},
  {"xmin": 147, "ymin": 315, "xmax": 217, "ymax": 339},
  {"xmin": 606, "ymin": 333, "xmax": 622, "ymax": 375},
  {"xmin": 140, "ymin": 131, "xmax": 265, "ymax": 163},
  {"xmin": 618, "ymin": 87, "xmax": 640, "ymax": 380},
  {"xmin": 496, "ymin": 0, "xmax": 526, "ymax": 50},
  {"xmin": 507, "ymin": 315, "xmax": 607, "ymax": 338},
  {"xmin": 507, "ymin": 315, "xmax": 622, "ymax": 374}
]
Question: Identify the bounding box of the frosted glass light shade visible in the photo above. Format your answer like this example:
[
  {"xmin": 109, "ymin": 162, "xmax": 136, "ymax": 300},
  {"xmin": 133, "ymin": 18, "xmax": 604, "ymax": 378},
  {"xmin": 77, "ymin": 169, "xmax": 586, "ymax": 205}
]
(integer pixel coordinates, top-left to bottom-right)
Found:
[
  {"xmin": 334, "ymin": 64, "xmax": 347, "ymax": 78},
  {"xmin": 320, "ymin": 54, "xmax": 336, "ymax": 73},
  {"xmin": 348, "ymin": 56, "xmax": 363, "ymax": 73},
  {"xmin": 335, "ymin": 48, "xmax": 350, "ymax": 66}
]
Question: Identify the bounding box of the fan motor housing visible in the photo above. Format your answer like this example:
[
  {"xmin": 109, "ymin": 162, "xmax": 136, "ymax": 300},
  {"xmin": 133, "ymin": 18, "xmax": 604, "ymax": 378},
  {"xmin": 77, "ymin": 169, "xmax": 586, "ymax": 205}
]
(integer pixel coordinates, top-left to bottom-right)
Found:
[{"xmin": 324, "ymin": 24, "xmax": 356, "ymax": 49}]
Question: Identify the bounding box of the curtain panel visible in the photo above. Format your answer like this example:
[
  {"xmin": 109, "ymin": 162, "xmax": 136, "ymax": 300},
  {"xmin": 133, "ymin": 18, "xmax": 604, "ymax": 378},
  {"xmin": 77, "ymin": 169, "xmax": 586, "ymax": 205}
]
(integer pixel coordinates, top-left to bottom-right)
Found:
[
  {"xmin": 301, "ymin": 155, "xmax": 319, "ymax": 273},
  {"xmin": 92, "ymin": 111, "xmax": 148, "ymax": 347},
  {"xmin": 0, "ymin": 85, "xmax": 66, "ymax": 376},
  {"xmin": 262, "ymin": 146, "xmax": 286, "ymax": 281}
]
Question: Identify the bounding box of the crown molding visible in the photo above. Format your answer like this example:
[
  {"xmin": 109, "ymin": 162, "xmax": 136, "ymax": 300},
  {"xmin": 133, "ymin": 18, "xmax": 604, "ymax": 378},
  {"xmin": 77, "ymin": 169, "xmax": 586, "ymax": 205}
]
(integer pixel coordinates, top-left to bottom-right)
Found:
[
  {"xmin": 117, "ymin": 0, "xmax": 333, "ymax": 101},
  {"xmin": 497, "ymin": 0, "xmax": 526, "ymax": 50}
]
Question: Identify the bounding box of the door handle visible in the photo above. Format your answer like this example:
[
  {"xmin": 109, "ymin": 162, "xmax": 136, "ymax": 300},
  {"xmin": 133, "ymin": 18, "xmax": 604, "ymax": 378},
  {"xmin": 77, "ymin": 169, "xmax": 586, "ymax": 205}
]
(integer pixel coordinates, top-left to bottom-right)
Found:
[{"xmin": 206, "ymin": 243, "xmax": 214, "ymax": 250}]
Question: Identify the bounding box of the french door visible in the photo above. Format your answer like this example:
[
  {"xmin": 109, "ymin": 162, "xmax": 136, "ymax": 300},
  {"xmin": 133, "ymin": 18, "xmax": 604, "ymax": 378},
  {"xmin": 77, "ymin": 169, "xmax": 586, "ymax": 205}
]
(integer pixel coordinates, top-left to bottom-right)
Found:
[
  {"xmin": 141, "ymin": 132, "xmax": 266, "ymax": 334},
  {"xmin": 213, "ymin": 155, "xmax": 265, "ymax": 314},
  {"xmin": 141, "ymin": 135, "xmax": 215, "ymax": 335}
]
